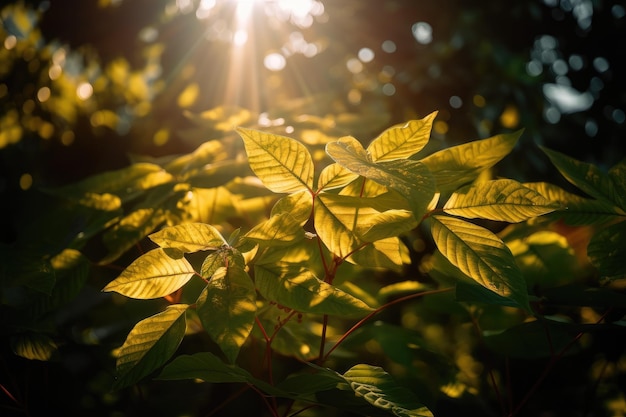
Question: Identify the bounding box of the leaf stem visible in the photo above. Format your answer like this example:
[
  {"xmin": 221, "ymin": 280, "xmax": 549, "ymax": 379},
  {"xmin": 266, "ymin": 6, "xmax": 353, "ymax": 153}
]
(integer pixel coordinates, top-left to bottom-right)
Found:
[{"xmin": 323, "ymin": 287, "xmax": 453, "ymax": 362}]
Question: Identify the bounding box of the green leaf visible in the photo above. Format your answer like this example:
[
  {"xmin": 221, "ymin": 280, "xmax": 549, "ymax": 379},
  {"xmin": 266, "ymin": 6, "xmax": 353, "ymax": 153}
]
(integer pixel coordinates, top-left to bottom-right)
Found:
[
  {"xmin": 103, "ymin": 248, "xmax": 195, "ymax": 299},
  {"xmin": 200, "ymin": 248, "xmax": 246, "ymax": 279},
  {"xmin": 429, "ymin": 215, "xmax": 529, "ymax": 310},
  {"xmin": 541, "ymin": 147, "xmax": 625, "ymax": 208},
  {"xmin": 113, "ymin": 304, "xmax": 188, "ymax": 389},
  {"xmin": 236, "ymin": 127, "xmax": 314, "ymax": 193},
  {"xmin": 326, "ymin": 136, "xmax": 435, "ymax": 220},
  {"xmin": 523, "ymin": 182, "xmax": 623, "ymax": 225},
  {"xmin": 357, "ymin": 209, "xmax": 417, "ymax": 242},
  {"xmin": 100, "ymin": 207, "xmax": 167, "ymax": 265},
  {"xmin": 255, "ymin": 262, "xmax": 373, "ymax": 316},
  {"xmin": 164, "ymin": 139, "xmax": 228, "ymax": 177},
  {"xmin": 52, "ymin": 163, "xmax": 173, "ymax": 203},
  {"xmin": 443, "ymin": 179, "xmax": 559, "ymax": 222},
  {"xmin": 158, "ymin": 352, "xmax": 284, "ymax": 396},
  {"xmin": 197, "ymin": 266, "xmax": 257, "ymax": 363},
  {"xmin": 420, "ymin": 131, "xmax": 521, "ymax": 193},
  {"xmin": 11, "ymin": 333, "xmax": 59, "ymax": 361},
  {"xmin": 587, "ymin": 220, "xmax": 626, "ymax": 280},
  {"xmin": 149, "ymin": 223, "xmax": 227, "ymax": 253},
  {"xmin": 367, "ymin": 113, "xmax": 436, "ymax": 162},
  {"xmin": 608, "ymin": 158, "xmax": 626, "ymax": 209},
  {"xmin": 507, "ymin": 230, "xmax": 579, "ymax": 286},
  {"xmin": 342, "ymin": 364, "xmax": 433, "ymax": 417},
  {"xmin": 317, "ymin": 163, "xmax": 359, "ymax": 191},
  {"xmin": 348, "ymin": 237, "xmax": 410, "ymax": 271},
  {"xmin": 314, "ymin": 193, "xmax": 366, "ymax": 258}
]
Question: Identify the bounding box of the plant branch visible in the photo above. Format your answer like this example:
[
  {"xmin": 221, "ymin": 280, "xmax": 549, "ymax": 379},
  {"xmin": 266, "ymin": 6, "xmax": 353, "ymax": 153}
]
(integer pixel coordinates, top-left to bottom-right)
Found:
[
  {"xmin": 323, "ymin": 287, "xmax": 453, "ymax": 362},
  {"xmin": 508, "ymin": 310, "xmax": 612, "ymax": 417}
]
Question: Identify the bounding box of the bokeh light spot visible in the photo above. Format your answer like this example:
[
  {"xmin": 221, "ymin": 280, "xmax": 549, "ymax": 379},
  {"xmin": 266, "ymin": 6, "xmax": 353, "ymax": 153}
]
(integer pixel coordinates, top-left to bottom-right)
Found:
[
  {"xmin": 358, "ymin": 47, "xmax": 374, "ymax": 63},
  {"xmin": 449, "ymin": 95, "xmax": 462, "ymax": 109},
  {"xmin": 500, "ymin": 105, "xmax": 520, "ymax": 128},
  {"xmin": 592, "ymin": 56, "xmax": 609, "ymax": 73},
  {"xmin": 264, "ymin": 53, "xmax": 286, "ymax": 71},
  {"xmin": 381, "ymin": 40, "xmax": 396, "ymax": 53},
  {"xmin": 434, "ymin": 120, "xmax": 448, "ymax": 135},
  {"xmin": 37, "ymin": 86, "xmax": 50, "ymax": 102},
  {"xmin": 412, "ymin": 22, "xmax": 433, "ymax": 44},
  {"xmin": 4, "ymin": 35, "xmax": 17, "ymax": 50},
  {"xmin": 177, "ymin": 83, "xmax": 199, "ymax": 108},
  {"xmin": 153, "ymin": 128, "xmax": 170, "ymax": 146},
  {"xmin": 76, "ymin": 82, "xmax": 93, "ymax": 100},
  {"xmin": 19, "ymin": 173, "xmax": 33, "ymax": 190},
  {"xmin": 346, "ymin": 58, "xmax": 363, "ymax": 74},
  {"xmin": 382, "ymin": 83, "xmax": 395, "ymax": 96},
  {"xmin": 473, "ymin": 95, "xmax": 486, "ymax": 107}
]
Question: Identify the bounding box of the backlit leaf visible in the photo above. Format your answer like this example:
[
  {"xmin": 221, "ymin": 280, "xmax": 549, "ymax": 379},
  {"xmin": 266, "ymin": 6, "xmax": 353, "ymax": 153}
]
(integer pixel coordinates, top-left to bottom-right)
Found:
[
  {"xmin": 348, "ymin": 237, "xmax": 409, "ymax": 271},
  {"xmin": 443, "ymin": 179, "xmax": 559, "ymax": 222},
  {"xmin": 255, "ymin": 263, "xmax": 373, "ymax": 316},
  {"xmin": 327, "ymin": 137, "xmax": 435, "ymax": 220},
  {"xmin": 149, "ymin": 223, "xmax": 226, "ymax": 253},
  {"xmin": 181, "ymin": 186, "xmax": 235, "ymax": 224},
  {"xmin": 342, "ymin": 364, "xmax": 433, "ymax": 417},
  {"xmin": 200, "ymin": 248, "xmax": 246, "ymax": 279},
  {"xmin": 197, "ymin": 266, "xmax": 257, "ymax": 363},
  {"xmin": 429, "ymin": 215, "xmax": 529, "ymax": 310},
  {"xmin": 421, "ymin": 131, "xmax": 521, "ymax": 193},
  {"xmin": 11, "ymin": 333, "xmax": 58, "ymax": 361},
  {"xmin": 317, "ymin": 163, "xmax": 359, "ymax": 191},
  {"xmin": 236, "ymin": 127, "xmax": 314, "ymax": 193},
  {"xmin": 52, "ymin": 163, "xmax": 173, "ymax": 202},
  {"xmin": 103, "ymin": 248, "xmax": 195, "ymax": 299},
  {"xmin": 314, "ymin": 193, "xmax": 363, "ymax": 258},
  {"xmin": 100, "ymin": 208, "xmax": 167, "ymax": 265},
  {"xmin": 245, "ymin": 213, "xmax": 305, "ymax": 247},
  {"xmin": 368, "ymin": 112, "xmax": 436, "ymax": 162},
  {"xmin": 542, "ymin": 146, "xmax": 624, "ymax": 208},
  {"xmin": 587, "ymin": 220, "xmax": 626, "ymax": 280},
  {"xmin": 113, "ymin": 304, "xmax": 188, "ymax": 389},
  {"xmin": 524, "ymin": 182, "xmax": 623, "ymax": 225},
  {"xmin": 164, "ymin": 140, "xmax": 228, "ymax": 177},
  {"xmin": 270, "ymin": 190, "xmax": 313, "ymax": 224}
]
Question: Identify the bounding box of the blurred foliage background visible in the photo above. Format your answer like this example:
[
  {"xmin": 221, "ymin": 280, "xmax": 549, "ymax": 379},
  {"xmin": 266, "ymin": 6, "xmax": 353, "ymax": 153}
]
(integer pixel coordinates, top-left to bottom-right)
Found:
[{"xmin": 1, "ymin": 0, "xmax": 625, "ymax": 416}]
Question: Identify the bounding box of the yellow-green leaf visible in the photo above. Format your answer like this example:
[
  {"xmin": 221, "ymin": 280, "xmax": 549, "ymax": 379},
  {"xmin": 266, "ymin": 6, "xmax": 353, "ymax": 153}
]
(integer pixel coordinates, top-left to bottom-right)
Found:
[
  {"xmin": 113, "ymin": 304, "xmax": 188, "ymax": 389},
  {"xmin": 245, "ymin": 213, "xmax": 305, "ymax": 247},
  {"xmin": 149, "ymin": 223, "xmax": 227, "ymax": 253},
  {"xmin": 317, "ymin": 163, "xmax": 359, "ymax": 191},
  {"xmin": 11, "ymin": 333, "xmax": 58, "ymax": 361},
  {"xmin": 236, "ymin": 127, "xmax": 314, "ymax": 193},
  {"xmin": 255, "ymin": 263, "xmax": 373, "ymax": 316},
  {"xmin": 421, "ymin": 131, "xmax": 521, "ymax": 193},
  {"xmin": 103, "ymin": 248, "xmax": 195, "ymax": 299},
  {"xmin": 197, "ymin": 266, "xmax": 257, "ymax": 363},
  {"xmin": 443, "ymin": 179, "xmax": 560, "ymax": 222},
  {"xmin": 430, "ymin": 215, "xmax": 529, "ymax": 310},
  {"xmin": 367, "ymin": 112, "xmax": 436, "ymax": 162},
  {"xmin": 326, "ymin": 137, "xmax": 435, "ymax": 220},
  {"xmin": 524, "ymin": 182, "xmax": 623, "ymax": 225}
]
